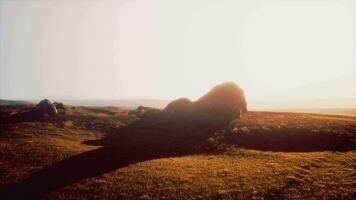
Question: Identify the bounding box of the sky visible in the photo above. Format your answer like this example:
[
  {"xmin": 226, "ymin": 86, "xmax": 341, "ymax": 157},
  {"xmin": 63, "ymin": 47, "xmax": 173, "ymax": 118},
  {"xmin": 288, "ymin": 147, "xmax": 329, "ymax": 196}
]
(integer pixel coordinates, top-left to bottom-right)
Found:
[{"xmin": 0, "ymin": 0, "xmax": 355, "ymax": 101}]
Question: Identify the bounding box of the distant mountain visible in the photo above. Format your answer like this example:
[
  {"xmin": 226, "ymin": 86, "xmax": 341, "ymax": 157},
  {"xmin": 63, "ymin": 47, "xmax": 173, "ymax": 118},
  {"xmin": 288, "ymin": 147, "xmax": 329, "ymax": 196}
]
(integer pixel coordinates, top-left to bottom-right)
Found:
[
  {"xmin": 56, "ymin": 99, "xmax": 170, "ymax": 109},
  {"xmin": 249, "ymin": 98, "xmax": 356, "ymax": 110},
  {"xmin": 247, "ymin": 73, "xmax": 356, "ymax": 113},
  {"xmin": 2, "ymin": 73, "xmax": 355, "ymax": 113},
  {"xmin": 0, "ymin": 99, "xmax": 33, "ymax": 106},
  {"xmin": 248, "ymin": 98, "xmax": 356, "ymax": 116},
  {"xmin": 261, "ymin": 73, "xmax": 356, "ymax": 101},
  {"xmin": 269, "ymin": 108, "xmax": 356, "ymax": 117}
]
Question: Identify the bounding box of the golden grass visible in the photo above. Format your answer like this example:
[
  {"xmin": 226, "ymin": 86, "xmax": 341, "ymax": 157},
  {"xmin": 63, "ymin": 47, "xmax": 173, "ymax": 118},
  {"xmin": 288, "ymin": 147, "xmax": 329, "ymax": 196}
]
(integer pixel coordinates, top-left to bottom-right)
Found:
[
  {"xmin": 43, "ymin": 149, "xmax": 355, "ymax": 200},
  {"xmin": 0, "ymin": 107, "xmax": 355, "ymax": 199}
]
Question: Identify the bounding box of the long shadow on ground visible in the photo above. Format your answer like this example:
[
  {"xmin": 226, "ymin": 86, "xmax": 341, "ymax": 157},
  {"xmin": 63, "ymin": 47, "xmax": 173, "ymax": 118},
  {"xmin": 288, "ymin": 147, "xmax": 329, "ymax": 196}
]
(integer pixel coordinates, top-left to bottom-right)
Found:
[
  {"xmin": 1, "ymin": 111, "xmax": 355, "ymax": 199},
  {"xmin": 223, "ymin": 128, "xmax": 356, "ymax": 152},
  {"xmin": 0, "ymin": 112, "xmax": 229, "ymax": 199}
]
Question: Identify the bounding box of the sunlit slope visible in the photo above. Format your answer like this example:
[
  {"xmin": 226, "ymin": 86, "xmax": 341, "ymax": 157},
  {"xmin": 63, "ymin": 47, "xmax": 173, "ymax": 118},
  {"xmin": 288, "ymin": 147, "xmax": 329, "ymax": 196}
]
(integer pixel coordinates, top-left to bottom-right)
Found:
[
  {"xmin": 0, "ymin": 106, "xmax": 355, "ymax": 199},
  {"xmin": 44, "ymin": 149, "xmax": 355, "ymax": 200}
]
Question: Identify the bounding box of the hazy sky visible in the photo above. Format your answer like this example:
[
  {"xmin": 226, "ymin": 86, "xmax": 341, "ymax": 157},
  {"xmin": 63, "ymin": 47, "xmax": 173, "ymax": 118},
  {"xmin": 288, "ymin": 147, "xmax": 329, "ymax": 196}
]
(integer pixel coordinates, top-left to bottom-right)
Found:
[{"xmin": 1, "ymin": 0, "xmax": 355, "ymax": 101}]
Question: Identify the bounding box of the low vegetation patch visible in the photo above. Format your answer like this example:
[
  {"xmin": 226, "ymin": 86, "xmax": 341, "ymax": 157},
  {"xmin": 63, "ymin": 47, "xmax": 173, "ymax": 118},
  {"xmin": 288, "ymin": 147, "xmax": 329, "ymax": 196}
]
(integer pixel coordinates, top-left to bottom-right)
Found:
[{"xmin": 0, "ymin": 104, "xmax": 355, "ymax": 199}]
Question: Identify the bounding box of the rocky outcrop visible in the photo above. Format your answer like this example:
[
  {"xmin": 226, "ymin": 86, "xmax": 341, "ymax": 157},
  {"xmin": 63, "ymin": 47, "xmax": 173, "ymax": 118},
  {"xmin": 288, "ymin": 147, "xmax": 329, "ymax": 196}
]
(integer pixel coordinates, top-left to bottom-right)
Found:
[
  {"xmin": 3, "ymin": 99, "xmax": 60, "ymax": 123},
  {"xmin": 165, "ymin": 82, "xmax": 247, "ymax": 120},
  {"xmin": 165, "ymin": 98, "xmax": 194, "ymax": 115},
  {"xmin": 53, "ymin": 102, "xmax": 65, "ymax": 110},
  {"xmin": 33, "ymin": 99, "xmax": 58, "ymax": 117},
  {"xmin": 195, "ymin": 82, "xmax": 247, "ymax": 118}
]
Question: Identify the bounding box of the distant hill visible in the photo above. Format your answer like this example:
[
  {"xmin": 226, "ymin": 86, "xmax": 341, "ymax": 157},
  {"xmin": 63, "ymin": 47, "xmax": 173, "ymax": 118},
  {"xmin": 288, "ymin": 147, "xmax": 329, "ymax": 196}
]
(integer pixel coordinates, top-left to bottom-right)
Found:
[
  {"xmin": 0, "ymin": 99, "xmax": 32, "ymax": 106},
  {"xmin": 249, "ymin": 98, "xmax": 356, "ymax": 116},
  {"xmin": 0, "ymin": 105, "xmax": 355, "ymax": 199},
  {"xmin": 261, "ymin": 73, "xmax": 356, "ymax": 101},
  {"xmin": 55, "ymin": 99, "xmax": 170, "ymax": 109},
  {"xmin": 3, "ymin": 97, "xmax": 356, "ymax": 116},
  {"xmin": 269, "ymin": 108, "xmax": 356, "ymax": 117},
  {"xmin": 249, "ymin": 98, "xmax": 356, "ymax": 109}
]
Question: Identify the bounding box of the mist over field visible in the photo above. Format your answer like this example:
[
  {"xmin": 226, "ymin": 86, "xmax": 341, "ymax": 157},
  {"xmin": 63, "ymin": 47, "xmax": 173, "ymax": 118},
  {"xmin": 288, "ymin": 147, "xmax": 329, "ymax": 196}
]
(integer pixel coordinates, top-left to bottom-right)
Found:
[{"xmin": 1, "ymin": 0, "xmax": 356, "ymax": 103}]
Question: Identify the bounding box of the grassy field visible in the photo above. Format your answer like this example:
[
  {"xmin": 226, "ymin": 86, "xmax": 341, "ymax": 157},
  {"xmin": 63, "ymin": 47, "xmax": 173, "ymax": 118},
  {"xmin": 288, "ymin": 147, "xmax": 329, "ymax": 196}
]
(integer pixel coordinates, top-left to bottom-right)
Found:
[{"xmin": 0, "ymin": 105, "xmax": 355, "ymax": 199}]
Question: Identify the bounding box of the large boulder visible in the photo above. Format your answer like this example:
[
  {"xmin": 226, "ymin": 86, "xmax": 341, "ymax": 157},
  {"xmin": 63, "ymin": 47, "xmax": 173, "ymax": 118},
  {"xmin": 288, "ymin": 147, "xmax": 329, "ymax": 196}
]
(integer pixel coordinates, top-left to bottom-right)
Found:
[
  {"xmin": 165, "ymin": 82, "xmax": 247, "ymax": 120},
  {"xmin": 195, "ymin": 82, "xmax": 247, "ymax": 119},
  {"xmin": 33, "ymin": 99, "xmax": 58, "ymax": 117},
  {"xmin": 165, "ymin": 98, "xmax": 194, "ymax": 115},
  {"xmin": 53, "ymin": 102, "xmax": 65, "ymax": 110},
  {"xmin": 2, "ymin": 99, "xmax": 59, "ymax": 123}
]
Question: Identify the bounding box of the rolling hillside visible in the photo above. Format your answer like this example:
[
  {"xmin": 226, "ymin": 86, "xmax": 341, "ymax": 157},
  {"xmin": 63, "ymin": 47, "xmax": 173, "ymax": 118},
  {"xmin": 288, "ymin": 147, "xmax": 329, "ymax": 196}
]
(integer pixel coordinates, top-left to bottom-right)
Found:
[{"xmin": 0, "ymin": 104, "xmax": 355, "ymax": 199}]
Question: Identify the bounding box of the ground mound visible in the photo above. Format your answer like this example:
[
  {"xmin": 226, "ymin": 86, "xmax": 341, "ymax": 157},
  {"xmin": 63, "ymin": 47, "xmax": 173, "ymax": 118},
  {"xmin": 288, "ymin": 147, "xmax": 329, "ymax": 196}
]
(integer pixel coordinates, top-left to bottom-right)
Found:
[
  {"xmin": 2, "ymin": 99, "xmax": 63, "ymax": 122},
  {"xmin": 165, "ymin": 82, "xmax": 247, "ymax": 120},
  {"xmin": 0, "ymin": 103, "xmax": 355, "ymax": 199},
  {"xmin": 53, "ymin": 102, "xmax": 66, "ymax": 113},
  {"xmin": 165, "ymin": 98, "xmax": 193, "ymax": 115},
  {"xmin": 33, "ymin": 99, "xmax": 58, "ymax": 117}
]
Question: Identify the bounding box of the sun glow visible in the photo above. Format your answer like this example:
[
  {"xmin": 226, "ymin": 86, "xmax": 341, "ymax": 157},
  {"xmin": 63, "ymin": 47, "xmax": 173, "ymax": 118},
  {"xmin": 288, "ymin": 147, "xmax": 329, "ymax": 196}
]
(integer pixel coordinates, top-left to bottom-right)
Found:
[
  {"xmin": 0, "ymin": 0, "xmax": 355, "ymax": 102},
  {"xmin": 113, "ymin": 0, "xmax": 354, "ymax": 101},
  {"xmin": 241, "ymin": 1, "xmax": 354, "ymax": 98}
]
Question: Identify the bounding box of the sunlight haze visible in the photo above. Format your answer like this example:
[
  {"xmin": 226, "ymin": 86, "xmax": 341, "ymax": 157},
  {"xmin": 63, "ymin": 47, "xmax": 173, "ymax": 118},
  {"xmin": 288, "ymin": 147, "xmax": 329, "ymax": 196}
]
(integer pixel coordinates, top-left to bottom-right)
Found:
[{"xmin": 0, "ymin": 0, "xmax": 355, "ymax": 103}]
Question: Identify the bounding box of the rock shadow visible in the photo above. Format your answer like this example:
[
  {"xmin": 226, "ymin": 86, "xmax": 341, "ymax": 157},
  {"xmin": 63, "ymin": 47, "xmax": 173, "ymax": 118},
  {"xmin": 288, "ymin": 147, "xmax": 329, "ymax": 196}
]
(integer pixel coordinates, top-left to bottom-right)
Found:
[
  {"xmin": 223, "ymin": 127, "xmax": 356, "ymax": 152},
  {"xmin": 0, "ymin": 111, "xmax": 230, "ymax": 199}
]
